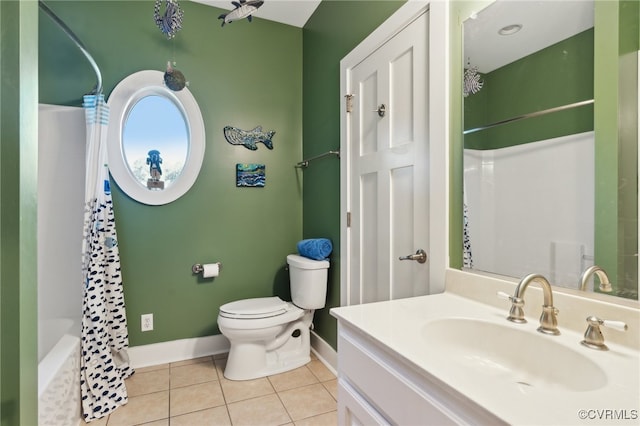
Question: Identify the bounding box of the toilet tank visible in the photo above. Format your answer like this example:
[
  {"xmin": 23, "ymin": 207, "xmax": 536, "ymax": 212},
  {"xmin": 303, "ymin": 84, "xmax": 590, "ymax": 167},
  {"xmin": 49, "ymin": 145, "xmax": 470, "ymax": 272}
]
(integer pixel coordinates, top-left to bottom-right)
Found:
[{"xmin": 287, "ymin": 254, "xmax": 329, "ymax": 309}]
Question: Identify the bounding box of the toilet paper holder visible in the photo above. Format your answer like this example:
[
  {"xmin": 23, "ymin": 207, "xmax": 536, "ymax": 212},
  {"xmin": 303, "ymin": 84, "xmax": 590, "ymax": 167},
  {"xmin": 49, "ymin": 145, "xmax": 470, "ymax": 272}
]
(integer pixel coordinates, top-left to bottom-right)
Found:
[{"xmin": 192, "ymin": 262, "xmax": 222, "ymax": 275}]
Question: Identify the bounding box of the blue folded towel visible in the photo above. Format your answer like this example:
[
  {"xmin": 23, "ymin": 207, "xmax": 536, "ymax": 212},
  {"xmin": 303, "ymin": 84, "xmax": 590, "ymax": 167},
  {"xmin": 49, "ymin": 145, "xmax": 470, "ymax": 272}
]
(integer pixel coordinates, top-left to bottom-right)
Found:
[{"xmin": 297, "ymin": 238, "xmax": 333, "ymax": 261}]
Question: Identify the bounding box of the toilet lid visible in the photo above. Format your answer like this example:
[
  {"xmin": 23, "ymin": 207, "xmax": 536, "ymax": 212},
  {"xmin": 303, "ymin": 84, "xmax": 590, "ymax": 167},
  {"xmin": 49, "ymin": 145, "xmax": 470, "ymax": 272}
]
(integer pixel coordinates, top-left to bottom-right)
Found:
[{"xmin": 219, "ymin": 297, "xmax": 289, "ymax": 319}]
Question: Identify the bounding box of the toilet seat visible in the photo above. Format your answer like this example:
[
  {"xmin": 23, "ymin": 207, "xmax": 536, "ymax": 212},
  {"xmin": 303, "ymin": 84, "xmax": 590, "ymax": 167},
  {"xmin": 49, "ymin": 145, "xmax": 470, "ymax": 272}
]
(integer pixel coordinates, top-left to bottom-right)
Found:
[
  {"xmin": 218, "ymin": 297, "xmax": 306, "ymax": 331},
  {"xmin": 219, "ymin": 297, "xmax": 291, "ymax": 319}
]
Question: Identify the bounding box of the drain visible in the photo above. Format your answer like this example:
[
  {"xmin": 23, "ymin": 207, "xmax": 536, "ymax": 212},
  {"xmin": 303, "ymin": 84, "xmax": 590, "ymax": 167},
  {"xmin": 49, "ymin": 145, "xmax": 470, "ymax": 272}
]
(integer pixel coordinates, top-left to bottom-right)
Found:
[
  {"xmin": 516, "ymin": 381, "xmax": 532, "ymax": 387},
  {"xmin": 292, "ymin": 329, "xmax": 301, "ymax": 338}
]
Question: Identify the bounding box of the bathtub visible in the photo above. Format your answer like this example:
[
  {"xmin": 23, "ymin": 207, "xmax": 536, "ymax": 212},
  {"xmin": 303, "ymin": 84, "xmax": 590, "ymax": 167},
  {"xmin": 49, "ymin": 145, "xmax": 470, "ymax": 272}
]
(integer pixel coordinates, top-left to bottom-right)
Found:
[
  {"xmin": 38, "ymin": 104, "xmax": 86, "ymax": 426},
  {"xmin": 38, "ymin": 318, "xmax": 82, "ymax": 426}
]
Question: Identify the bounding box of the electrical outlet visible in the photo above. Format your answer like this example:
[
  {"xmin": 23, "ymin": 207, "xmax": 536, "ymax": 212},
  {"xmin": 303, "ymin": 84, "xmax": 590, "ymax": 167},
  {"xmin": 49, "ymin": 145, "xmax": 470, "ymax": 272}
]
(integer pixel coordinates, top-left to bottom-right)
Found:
[{"xmin": 141, "ymin": 313, "xmax": 153, "ymax": 332}]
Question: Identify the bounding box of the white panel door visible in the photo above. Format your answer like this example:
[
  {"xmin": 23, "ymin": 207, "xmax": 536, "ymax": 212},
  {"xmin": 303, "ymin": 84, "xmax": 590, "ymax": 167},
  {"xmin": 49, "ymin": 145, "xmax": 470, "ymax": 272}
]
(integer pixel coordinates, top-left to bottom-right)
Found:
[{"xmin": 347, "ymin": 11, "xmax": 429, "ymax": 304}]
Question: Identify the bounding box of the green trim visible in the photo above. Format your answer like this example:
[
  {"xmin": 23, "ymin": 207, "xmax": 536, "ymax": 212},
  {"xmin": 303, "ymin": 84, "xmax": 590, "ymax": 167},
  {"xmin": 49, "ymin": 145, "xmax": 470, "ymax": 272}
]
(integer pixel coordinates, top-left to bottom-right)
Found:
[
  {"xmin": 620, "ymin": 0, "xmax": 640, "ymax": 54},
  {"xmin": 1, "ymin": 1, "xmax": 38, "ymax": 424},
  {"xmin": 594, "ymin": 0, "xmax": 620, "ymax": 290},
  {"xmin": 616, "ymin": 0, "xmax": 639, "ymax": 296}
]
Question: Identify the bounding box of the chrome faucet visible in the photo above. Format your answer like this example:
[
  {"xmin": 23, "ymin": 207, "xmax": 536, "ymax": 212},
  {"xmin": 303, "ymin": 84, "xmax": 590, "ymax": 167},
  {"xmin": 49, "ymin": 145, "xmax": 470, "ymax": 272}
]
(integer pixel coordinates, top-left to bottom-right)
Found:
[
  {"xmin": 579, "ymin": 265, "xmax": 612, "ymax": 293},
  {"xmin": 504, "ymin": 273, "xmax": 560, "ymax": 335}
]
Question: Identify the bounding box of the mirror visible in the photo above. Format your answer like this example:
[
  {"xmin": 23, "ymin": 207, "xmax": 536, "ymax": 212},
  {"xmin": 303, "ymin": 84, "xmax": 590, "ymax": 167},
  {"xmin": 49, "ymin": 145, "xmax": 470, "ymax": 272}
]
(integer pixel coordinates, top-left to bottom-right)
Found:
[
  {"xmin": 107, "ymin": 70, "xmax": 205, "ymax": 205},
  {"xmin": 462, "ymin": 0, "xmax": 638, "ymax": 300}
]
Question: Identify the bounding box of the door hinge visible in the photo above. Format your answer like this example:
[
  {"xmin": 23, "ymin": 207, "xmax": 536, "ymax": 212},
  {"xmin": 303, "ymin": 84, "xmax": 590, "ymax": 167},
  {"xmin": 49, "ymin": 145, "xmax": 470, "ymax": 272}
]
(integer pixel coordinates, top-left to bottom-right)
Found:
[
  {"xmin": 347, "ymin": 212, "xmax": 351, "ymax": 227},
  {"xmin": 345, "ymin": 94, "xmax": 354, "ymax": 113}
]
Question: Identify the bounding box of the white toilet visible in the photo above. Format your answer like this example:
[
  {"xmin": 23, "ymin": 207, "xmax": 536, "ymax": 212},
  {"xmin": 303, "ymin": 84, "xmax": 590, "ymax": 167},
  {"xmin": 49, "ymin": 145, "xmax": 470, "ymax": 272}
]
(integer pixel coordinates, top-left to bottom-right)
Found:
[{"xmin": 217, "ymin": 254, "xmax": 329, "ymax": 380}]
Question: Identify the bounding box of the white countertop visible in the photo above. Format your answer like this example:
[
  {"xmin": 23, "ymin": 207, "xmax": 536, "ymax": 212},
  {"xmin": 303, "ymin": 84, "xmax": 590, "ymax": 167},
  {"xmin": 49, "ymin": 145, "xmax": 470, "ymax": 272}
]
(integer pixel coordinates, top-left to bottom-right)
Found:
[{"xmin": 331, "ymin": 288, "xmax": 640, "ymax": 425}]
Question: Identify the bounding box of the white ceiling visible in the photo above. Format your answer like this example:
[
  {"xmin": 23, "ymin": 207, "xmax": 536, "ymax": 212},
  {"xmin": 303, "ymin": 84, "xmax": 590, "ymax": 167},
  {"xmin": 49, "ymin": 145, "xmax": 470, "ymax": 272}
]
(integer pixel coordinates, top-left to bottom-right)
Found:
[
  {"xmin": 464, "ymin": 0, "xmax": 594, "ymax": 74},
  {"xmin": 192, "ymin": 1, "xmax": 594, "ymax": 70},
  {"xmin": 192, "ymin": 0, "xmax": 321, "ymax": 28}
]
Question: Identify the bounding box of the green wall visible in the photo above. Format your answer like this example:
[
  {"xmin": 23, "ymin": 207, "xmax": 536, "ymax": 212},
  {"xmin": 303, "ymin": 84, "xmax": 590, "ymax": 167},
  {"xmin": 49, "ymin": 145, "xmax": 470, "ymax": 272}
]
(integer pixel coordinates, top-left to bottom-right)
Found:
[
  {"xmin": 302, "ymin": 1, "xmax": 404, "ymax": 350},
  {"xmin": 1, "ymin": 2, "xmax": 38, "ymax": 425},
  {"xmin": 38, "ymin": 0, "xmax": 404, "ymax": 352},
  {"xmin": 464, "ymin": 29, "xmax": 594, "ymax": 150},
  {"xmin": 39, "ymin": 0, "xmax": 303, "ymax": 345}
]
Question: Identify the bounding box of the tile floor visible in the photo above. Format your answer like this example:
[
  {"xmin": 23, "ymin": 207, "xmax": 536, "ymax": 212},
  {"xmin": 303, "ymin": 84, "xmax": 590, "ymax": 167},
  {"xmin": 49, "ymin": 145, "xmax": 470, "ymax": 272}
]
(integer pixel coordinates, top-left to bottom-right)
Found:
[{"xmin": 86, "ymin": 353, "xmax": 338, "ymax": 426}]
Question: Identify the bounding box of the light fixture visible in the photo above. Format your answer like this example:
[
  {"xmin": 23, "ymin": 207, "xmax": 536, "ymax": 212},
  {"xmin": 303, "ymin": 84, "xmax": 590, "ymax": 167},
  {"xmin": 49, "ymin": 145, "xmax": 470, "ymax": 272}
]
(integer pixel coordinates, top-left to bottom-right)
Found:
[{"xmin": 498, "ymin": 24, "xmax": 523, "ymax": 36}]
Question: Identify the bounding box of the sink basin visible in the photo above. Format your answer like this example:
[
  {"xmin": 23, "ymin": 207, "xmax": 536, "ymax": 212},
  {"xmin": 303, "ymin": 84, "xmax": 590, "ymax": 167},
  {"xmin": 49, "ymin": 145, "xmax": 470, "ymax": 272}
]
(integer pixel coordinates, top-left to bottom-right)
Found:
[{"xmin": 421, "ymin": 318, "xmax": 607, "ymax": 392}]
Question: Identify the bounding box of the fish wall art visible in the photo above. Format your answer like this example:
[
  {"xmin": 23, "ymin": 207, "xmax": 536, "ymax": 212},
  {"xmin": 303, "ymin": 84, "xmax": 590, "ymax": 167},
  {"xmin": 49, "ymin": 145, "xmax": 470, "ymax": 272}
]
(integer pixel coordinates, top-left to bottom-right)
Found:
[
  {"xmin": 218, "ymin": 0, "xmax": 264, "ymax": 26},
  {"xmin": 223, "ymin": 125, "xmax": 275, "ymax": 150}
]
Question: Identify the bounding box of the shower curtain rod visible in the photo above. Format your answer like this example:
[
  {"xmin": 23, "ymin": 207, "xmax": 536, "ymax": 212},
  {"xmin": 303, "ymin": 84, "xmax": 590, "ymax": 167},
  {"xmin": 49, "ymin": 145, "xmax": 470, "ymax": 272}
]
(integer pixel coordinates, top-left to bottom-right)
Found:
[
  {"xmin": 295, "ymin": 150, "xmax": 340, "ymax": 168},
  {"xmin": 463, "ymin": 99, "xmax": 594, "ymax": 135},
  {"xmin": 39, "ymin": 0, "xmax": 103, "ymax": 94}
]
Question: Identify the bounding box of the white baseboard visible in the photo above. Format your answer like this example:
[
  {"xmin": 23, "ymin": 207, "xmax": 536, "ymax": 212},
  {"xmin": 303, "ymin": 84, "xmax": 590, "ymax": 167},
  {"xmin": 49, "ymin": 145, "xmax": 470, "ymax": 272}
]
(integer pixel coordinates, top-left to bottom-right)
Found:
[
  {"xmin": 310, "ymin": 330, "xmax": 337, "ymax": 375},
  {"xmin": 128, "ymin": 334, "xmax": 230, "ymax": 369},
  {"xmin": 128, "ymin": 331, "xmax": 337, "ymax": 374}
]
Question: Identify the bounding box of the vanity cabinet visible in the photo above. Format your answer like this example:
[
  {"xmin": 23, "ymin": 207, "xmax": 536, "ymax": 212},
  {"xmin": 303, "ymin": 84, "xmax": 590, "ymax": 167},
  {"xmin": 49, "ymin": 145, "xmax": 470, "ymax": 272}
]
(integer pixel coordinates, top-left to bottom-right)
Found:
[{"xmin": 336, "ymin": 322, "xmax": 503, "ymax": 426}]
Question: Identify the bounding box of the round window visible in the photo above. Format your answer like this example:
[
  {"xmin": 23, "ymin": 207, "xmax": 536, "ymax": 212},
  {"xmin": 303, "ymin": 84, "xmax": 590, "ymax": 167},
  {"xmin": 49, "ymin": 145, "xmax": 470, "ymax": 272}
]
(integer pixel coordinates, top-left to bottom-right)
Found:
[{"xmin": 108, "ymin": 70, "xmax": 205, "ymax": 205}]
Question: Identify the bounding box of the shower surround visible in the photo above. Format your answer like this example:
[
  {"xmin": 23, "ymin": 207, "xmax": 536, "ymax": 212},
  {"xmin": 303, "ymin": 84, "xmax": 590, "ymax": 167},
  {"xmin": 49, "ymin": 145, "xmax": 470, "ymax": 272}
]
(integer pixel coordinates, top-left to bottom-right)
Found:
[
  {"xmin": 38, "ymin": 104, "xmax": 85, "ymax": 425},
  {"xmin": 464, "ymin": 131, "xmax": 595, "ymax": 286}
]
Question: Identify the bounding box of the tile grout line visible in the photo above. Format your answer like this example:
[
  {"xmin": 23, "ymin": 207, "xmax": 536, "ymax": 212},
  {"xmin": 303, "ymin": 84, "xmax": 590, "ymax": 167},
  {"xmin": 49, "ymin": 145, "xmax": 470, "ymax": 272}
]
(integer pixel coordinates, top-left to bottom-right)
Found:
[
  {"xmin": 215, "ymin": 359, "xmax": 235, "ymax": 426},
  {"xmin": 115, "ymin": 356, "xmax": 337, "ymax": 426},
  {"xmin": 272, "ymin": 383, "xmax": 295, "ymax": 426},
  {"xmin": 167, "ymin": 361, "xmax": 172, "ymax": 422},
  {"xmin": 264, "ymin": 374, "xmax": 294, "ymax": 425},
  {"xmin": 271, "ymin": 365, "xmax": 333, "ymax": 424}
]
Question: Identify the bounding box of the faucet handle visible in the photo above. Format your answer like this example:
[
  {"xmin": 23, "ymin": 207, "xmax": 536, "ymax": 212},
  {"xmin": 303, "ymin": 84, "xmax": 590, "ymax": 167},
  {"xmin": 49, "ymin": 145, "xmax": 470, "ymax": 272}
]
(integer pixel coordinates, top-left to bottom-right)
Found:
[
  {"xmin": 601, "ymin": 319, "xmax": 628, "ymax": 332},
  {"xmin": 497, "ymin": 291, "xmax": 526, "ymax": 323},
  {"xmin": 581, "ymin": 316, "xmax": 628, "ymax": 350}
]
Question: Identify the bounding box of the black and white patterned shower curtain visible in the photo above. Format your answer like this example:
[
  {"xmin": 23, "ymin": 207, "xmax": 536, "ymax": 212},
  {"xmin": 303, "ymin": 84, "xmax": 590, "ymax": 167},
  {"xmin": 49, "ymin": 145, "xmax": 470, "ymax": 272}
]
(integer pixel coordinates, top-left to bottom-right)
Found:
[
  {"xmin": 80, "ymin": 94, "xmax": 134, "ymax": 422},
  {"xmin": 463, "ymin": 202, "xmax": 473, "ymax": 268}
]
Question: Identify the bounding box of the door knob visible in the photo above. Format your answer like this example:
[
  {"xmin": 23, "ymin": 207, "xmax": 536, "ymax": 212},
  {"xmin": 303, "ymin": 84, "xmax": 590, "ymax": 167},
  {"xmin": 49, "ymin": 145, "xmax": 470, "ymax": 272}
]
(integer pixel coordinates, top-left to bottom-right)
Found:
[
  {"xmin": 399, "ymin": 249, "xmax": 427, "ymax": 264},
  {"xmin": 372, "ymin": 104, "xmax": 386, "ymax": 117}
]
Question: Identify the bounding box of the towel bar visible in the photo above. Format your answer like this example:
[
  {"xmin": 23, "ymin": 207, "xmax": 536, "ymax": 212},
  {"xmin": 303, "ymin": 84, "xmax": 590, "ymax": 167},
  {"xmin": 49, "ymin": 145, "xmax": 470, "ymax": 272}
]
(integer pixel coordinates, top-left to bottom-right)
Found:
[{"xmin": 296, "ymin": 150, "xmax": 340, "ymax": 168}]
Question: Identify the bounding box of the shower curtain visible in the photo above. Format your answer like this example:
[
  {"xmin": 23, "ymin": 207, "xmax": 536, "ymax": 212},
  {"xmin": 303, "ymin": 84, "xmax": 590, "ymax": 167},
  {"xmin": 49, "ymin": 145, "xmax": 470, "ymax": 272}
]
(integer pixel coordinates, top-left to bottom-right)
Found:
[
  {"xmin": 463, "ymin": 202, "xmax": 473, "ymax": 269},
  {"xmin": 463, "ymin": 179, "xmax": 473, "ymax": 268},
  {"xmin": 80, "ymin": 94, "xmax": 134, "ymax": 421}
]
